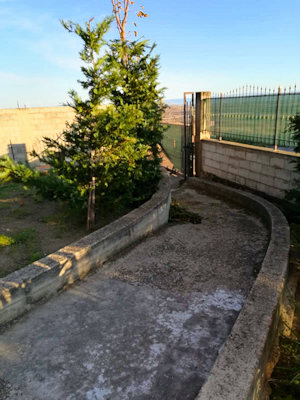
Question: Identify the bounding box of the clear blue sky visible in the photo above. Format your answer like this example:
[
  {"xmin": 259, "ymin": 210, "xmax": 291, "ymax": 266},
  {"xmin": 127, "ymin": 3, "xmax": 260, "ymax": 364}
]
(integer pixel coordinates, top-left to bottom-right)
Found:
[{"xmin": 0, "ymin": 0, "xmax": 299, "ymax": 108}]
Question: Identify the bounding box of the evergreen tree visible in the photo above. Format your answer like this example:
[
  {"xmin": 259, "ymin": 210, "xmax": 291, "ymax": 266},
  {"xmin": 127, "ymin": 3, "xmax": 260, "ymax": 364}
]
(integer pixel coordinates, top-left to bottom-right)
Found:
[
  {"xmin": 35, "ymin": 15, "xmax": 165, "ymax": 228},
  {"xmin": 286, "ymin": 113, "xmax": 300, "ymax": 209}
]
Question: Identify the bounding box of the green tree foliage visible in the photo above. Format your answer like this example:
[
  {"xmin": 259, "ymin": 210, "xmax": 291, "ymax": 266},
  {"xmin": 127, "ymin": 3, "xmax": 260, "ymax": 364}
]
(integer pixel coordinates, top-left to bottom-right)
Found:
[
  {"xmin": 0, "ymin": 156, "xmax": 83, "ymax": 207},
  {"xmin": 105, "ymin": 38, "xmax": 166, "ymax": 200},
  {"xmin": 290, "ymin": 114, "xmax": 300, "ymax": 157},
  {"xmin": 0, "ymin": 156, "xmax": 37, "ymax": 183},
  {"xmin": 285, "ymin": 114, "xmax": 300, "ymax": 211},
  {"xmin": 34, "ymin": 16, "xmax": 165, "ymax": 226}
]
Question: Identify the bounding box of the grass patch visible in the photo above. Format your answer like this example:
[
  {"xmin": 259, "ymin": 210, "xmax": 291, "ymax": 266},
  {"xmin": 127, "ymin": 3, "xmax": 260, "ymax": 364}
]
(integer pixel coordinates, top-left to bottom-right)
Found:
[
  {"xmin": 0, "ymin": 202, "xmax": 10, "ymax": 209},
  {"xmin": 40, "ymin": 210, "xmax": 84, "ymax": 234},
  {"xmin": 0, "ymin": 228, "xmax": 36, "ymax": 249},
  {"xmin": 0, "ymin": 182, "xmax": 27, "ymax": 199},
  {"xmin": 40, "ymin": 214, "xmax": 65, "ymax": 226},
  {"xmin": 0, "ymin": 228, "xmax": 42, "ymax": 276},
  {"xmin": 169, "ymin": 199, "xmax": 202, "ymax": 224},
  {"xmin": 9, "ymin": 207, "xmax": 31, "ymax": 219},
  {"xmin": 29, "ymin": 251, "xmax": 44, "ymax": 263},
  {"xmin": 13, "ymin": 228, "xmax": 36, "ymax": 243}
]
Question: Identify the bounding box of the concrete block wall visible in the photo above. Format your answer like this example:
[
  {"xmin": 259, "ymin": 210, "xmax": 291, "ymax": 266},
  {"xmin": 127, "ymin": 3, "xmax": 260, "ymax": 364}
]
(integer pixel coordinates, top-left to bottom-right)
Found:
[
  {"xmin": 0, "ymin": 107, "xmax": 75, "ymax": 163},
  {"xmin": 201, "ymin": 139, "xmax": 300, "ymax": 199}
]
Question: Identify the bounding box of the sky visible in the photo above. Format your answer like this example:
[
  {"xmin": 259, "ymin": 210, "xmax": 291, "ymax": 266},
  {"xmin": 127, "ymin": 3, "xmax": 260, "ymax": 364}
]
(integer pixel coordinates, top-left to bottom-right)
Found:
[{"xmin": 0, "ymin": 0, "xmax": 299, "ymax": 108}]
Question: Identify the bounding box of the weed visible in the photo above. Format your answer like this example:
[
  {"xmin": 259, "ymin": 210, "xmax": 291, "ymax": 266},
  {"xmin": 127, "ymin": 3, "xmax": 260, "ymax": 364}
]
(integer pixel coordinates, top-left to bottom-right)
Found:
[
  {"xmin": 0, "ymin": 235, "xmax": 15, "ymax": 247},
  {"xmin": 270, "ymin": 331, "xmax": 300, "ymax": 399},
  {"xmin": 33, "ymin": 193, "xmax": 43, "ymax": 203},
  {"xmin": 169, "ymin": 199, "xmax": 202, "ymax": 224},
  {"xmin": 13, "ymin": 228, "xmax": 36, "ymax": 244},
  {"xmin": 29, "ymin": 252, "xmax": 44, "ymax": 263},
  {"xmin": 270, "ymin": 223, "xmax": 300, "ymax": 400}
]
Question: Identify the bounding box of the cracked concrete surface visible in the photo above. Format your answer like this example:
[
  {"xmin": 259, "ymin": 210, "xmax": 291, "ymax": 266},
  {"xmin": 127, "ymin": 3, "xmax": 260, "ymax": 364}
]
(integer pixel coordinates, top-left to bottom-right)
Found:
[{"xmin": 0, "ymin": 181, "xmax": 268, "ymax": 400}]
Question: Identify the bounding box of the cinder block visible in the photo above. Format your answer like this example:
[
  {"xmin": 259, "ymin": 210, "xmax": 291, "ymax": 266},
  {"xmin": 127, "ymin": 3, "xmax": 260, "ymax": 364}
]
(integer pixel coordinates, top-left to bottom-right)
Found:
[
  {"xmin": 239, "ymin": 160, "xmax": 250, "ymax": 170},
  {"xmin": 204, "ymin": 142, "xmax": 215, "ymax": 151},
  {"xmin": 260, "ymin": 174, "xmax": 274, "ymax": 186},
  {"xmin": 205, "ymin": 151, "xmax": 214, "ymax": 161},
  {"xmin": 267, "ymin": 187, "xmax": 285, "ymax": 199},
  {"xmin": 262, "ymin": 165, "xmax": 276, "ymax": 177},
  {"xmin": 203, "ymin": 158, "xmax": 212, "ymax": 167},
  {"xmin": 245, "ymin": 151, "xmax": 258, "ymax": 162},
  {"xmin": 249, "ymin": 162, "xmax": 262, "ymax": 173},
  {"xmin": 284, "ymin": 157, "xmax": 297, "ymax": 171},
  {"xmin": 219, "ymin": 172, "xmax": 229, "ymax": 181},
  {"xmin": 257, "ymin": 153, "xmax": 271, "ymax": 166},
  {"xmin": 211, "ymin": 152, "xmax": 222, "ymax": 162},
  {"xmin": 204, "ymin": 151, "xmax": 214, "ymax": 160},
  {"xmin": 216, "ymin": 144, "xmax": 226, "ymax": 155},
  {"xmin": 248, "ymin": 171, "xmax": 260, "ymax": 182},
  {"xmin": 208, "ymin": 167, "xmax": 225, "ymax": 180},
  {"xmin": 205, "ymin": 158, "xmax": 220, "ymax": 169},
  {"xmin": 227, "ymin": 173, "xmax": 237, "ymax": 183},
  {"xmin": 270, "ymin": 157, "xmax": 285, "ymax": 169},
  {"xmin": 274, "ymin": 178, "xmax": 290, "ymax": 191},
  {"xmin": 227, "ymin": 148, "xmax": 237, "ymax": 158},
  {"xmin": 275, "ymin": 169, "xmax": 291, "ymax": 182},
  {"xmin": 228, "ymin": 158, "xmax": 239, "ymax": 168},
  {"xmin": 224, "ymin": 147, "xmax": 233, "ymax": 156},
  {"xmin": 203, "ymin": 166, "xmax": 219, "ymax": 176},
  {"xmin": 245, "ymin": 179, "xmax": 257, "ymax": 190},
  {"xmin": 239, "ymin": 169, "xmax": 250, "ymax": 179},
  {"xmin": 220, "ymin": 161, "xmax": 229, "ymax": 172},
  {"xmin": 218, "ymin": 154, "xmax": 228, "ymax": 164},
  {"xmin": 235, "ymin": 176, "xmax": 246, "ymax": 185},
  {"xmin": 256, "ymin": 182, "xmax": 268, "ymax": 194},
  {"xmin": 228, "ymin": 165, "xmax": 238, "ymax": 176},
  {"xmin": 235, "ymin": 150, "xmax": 246, "ymax": 160}
]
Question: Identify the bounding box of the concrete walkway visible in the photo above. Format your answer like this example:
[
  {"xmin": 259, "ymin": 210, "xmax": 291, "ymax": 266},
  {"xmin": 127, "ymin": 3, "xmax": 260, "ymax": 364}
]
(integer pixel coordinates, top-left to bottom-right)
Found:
[{"xmin": 0, "ymin": 180, "xmax": 268, "ymax": 400}]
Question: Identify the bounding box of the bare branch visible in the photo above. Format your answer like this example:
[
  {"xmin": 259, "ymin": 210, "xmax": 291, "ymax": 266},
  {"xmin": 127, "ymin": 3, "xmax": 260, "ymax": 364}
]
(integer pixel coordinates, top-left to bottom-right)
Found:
[{"xmin": 111, "ymin": 1, "xmax": 147, "ymax": 42}]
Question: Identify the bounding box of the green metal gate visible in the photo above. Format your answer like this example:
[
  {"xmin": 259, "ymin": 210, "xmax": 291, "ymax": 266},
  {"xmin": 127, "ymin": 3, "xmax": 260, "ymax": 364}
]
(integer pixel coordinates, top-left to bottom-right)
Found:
[{"xmin": 184, "ymin": 92, "xmax": 194, "ymax": 178}]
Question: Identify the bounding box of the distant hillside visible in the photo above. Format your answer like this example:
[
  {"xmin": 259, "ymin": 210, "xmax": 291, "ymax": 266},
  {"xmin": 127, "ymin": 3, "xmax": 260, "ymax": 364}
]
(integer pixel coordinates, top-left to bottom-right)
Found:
[{"xmin": 162, "ymin": 104, "xmax": 183, "ymax": 125}]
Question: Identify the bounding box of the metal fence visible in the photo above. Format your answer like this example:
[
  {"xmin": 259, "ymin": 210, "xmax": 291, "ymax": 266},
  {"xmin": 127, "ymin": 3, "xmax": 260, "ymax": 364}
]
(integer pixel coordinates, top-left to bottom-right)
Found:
[
  {"xmin": 206, "ymin": 86, "xmax": 300, "ymax": 150},
  {"xmin": 161, "ymin": 86, "xmax": 300, "ymax": 174}
]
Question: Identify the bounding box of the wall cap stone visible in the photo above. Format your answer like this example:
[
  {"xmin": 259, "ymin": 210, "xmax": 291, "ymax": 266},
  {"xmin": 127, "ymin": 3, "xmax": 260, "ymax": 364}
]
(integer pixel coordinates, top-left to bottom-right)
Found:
[{"xmin": 202, "ymin": 138, "xmax": 300, "ymax": 158}]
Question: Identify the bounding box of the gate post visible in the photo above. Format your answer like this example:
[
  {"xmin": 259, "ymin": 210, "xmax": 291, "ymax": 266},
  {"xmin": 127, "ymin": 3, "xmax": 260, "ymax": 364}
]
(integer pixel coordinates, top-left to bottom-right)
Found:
[{"xmin": 195, "ymin": 91, "xmax": 211, "ymax": 176}]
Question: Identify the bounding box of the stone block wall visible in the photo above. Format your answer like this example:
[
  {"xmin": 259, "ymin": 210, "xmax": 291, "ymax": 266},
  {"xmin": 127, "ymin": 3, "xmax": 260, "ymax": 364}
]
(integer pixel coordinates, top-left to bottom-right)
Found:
[
  {"xmin": 0, "ymin": 107, "xmax": 75, "ymax": 164},
  {"xmin": 201, "ymin": 139, "xmax": 300, "ymax": 198}
]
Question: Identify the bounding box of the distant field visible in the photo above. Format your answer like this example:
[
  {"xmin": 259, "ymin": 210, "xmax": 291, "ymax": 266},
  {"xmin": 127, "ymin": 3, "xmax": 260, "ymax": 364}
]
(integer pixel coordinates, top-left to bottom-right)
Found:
[{"xmin": 162, "ymin": 105, "xmax": 183, "ymax": 125}]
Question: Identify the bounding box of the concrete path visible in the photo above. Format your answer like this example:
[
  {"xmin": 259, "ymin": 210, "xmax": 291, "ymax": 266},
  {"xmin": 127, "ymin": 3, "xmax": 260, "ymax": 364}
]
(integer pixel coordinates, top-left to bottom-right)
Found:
[{"xmin": 0, "ymin": 180, "xmax": 268, "ymax": 400}]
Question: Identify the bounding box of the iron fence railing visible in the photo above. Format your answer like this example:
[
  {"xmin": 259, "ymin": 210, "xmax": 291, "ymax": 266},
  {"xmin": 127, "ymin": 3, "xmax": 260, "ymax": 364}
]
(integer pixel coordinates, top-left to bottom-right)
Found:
[
  {"xmin": 161, "ymin": 86, "xmax": 300, "ymax": 175},
  {"xmin": 206, "ymin": 87, "xmax": 300, "ymax": 150}
]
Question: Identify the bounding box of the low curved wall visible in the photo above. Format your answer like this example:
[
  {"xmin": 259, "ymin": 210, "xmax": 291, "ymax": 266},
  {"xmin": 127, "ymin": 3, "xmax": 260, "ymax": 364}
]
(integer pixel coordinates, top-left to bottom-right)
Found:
[
  {"xmin": 0, "ymin": 171, "xmax": 171, "ymax": 326},
  {"xmin": 189, "ymin": 178, "xmax": 290, "ymax": 400}
]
